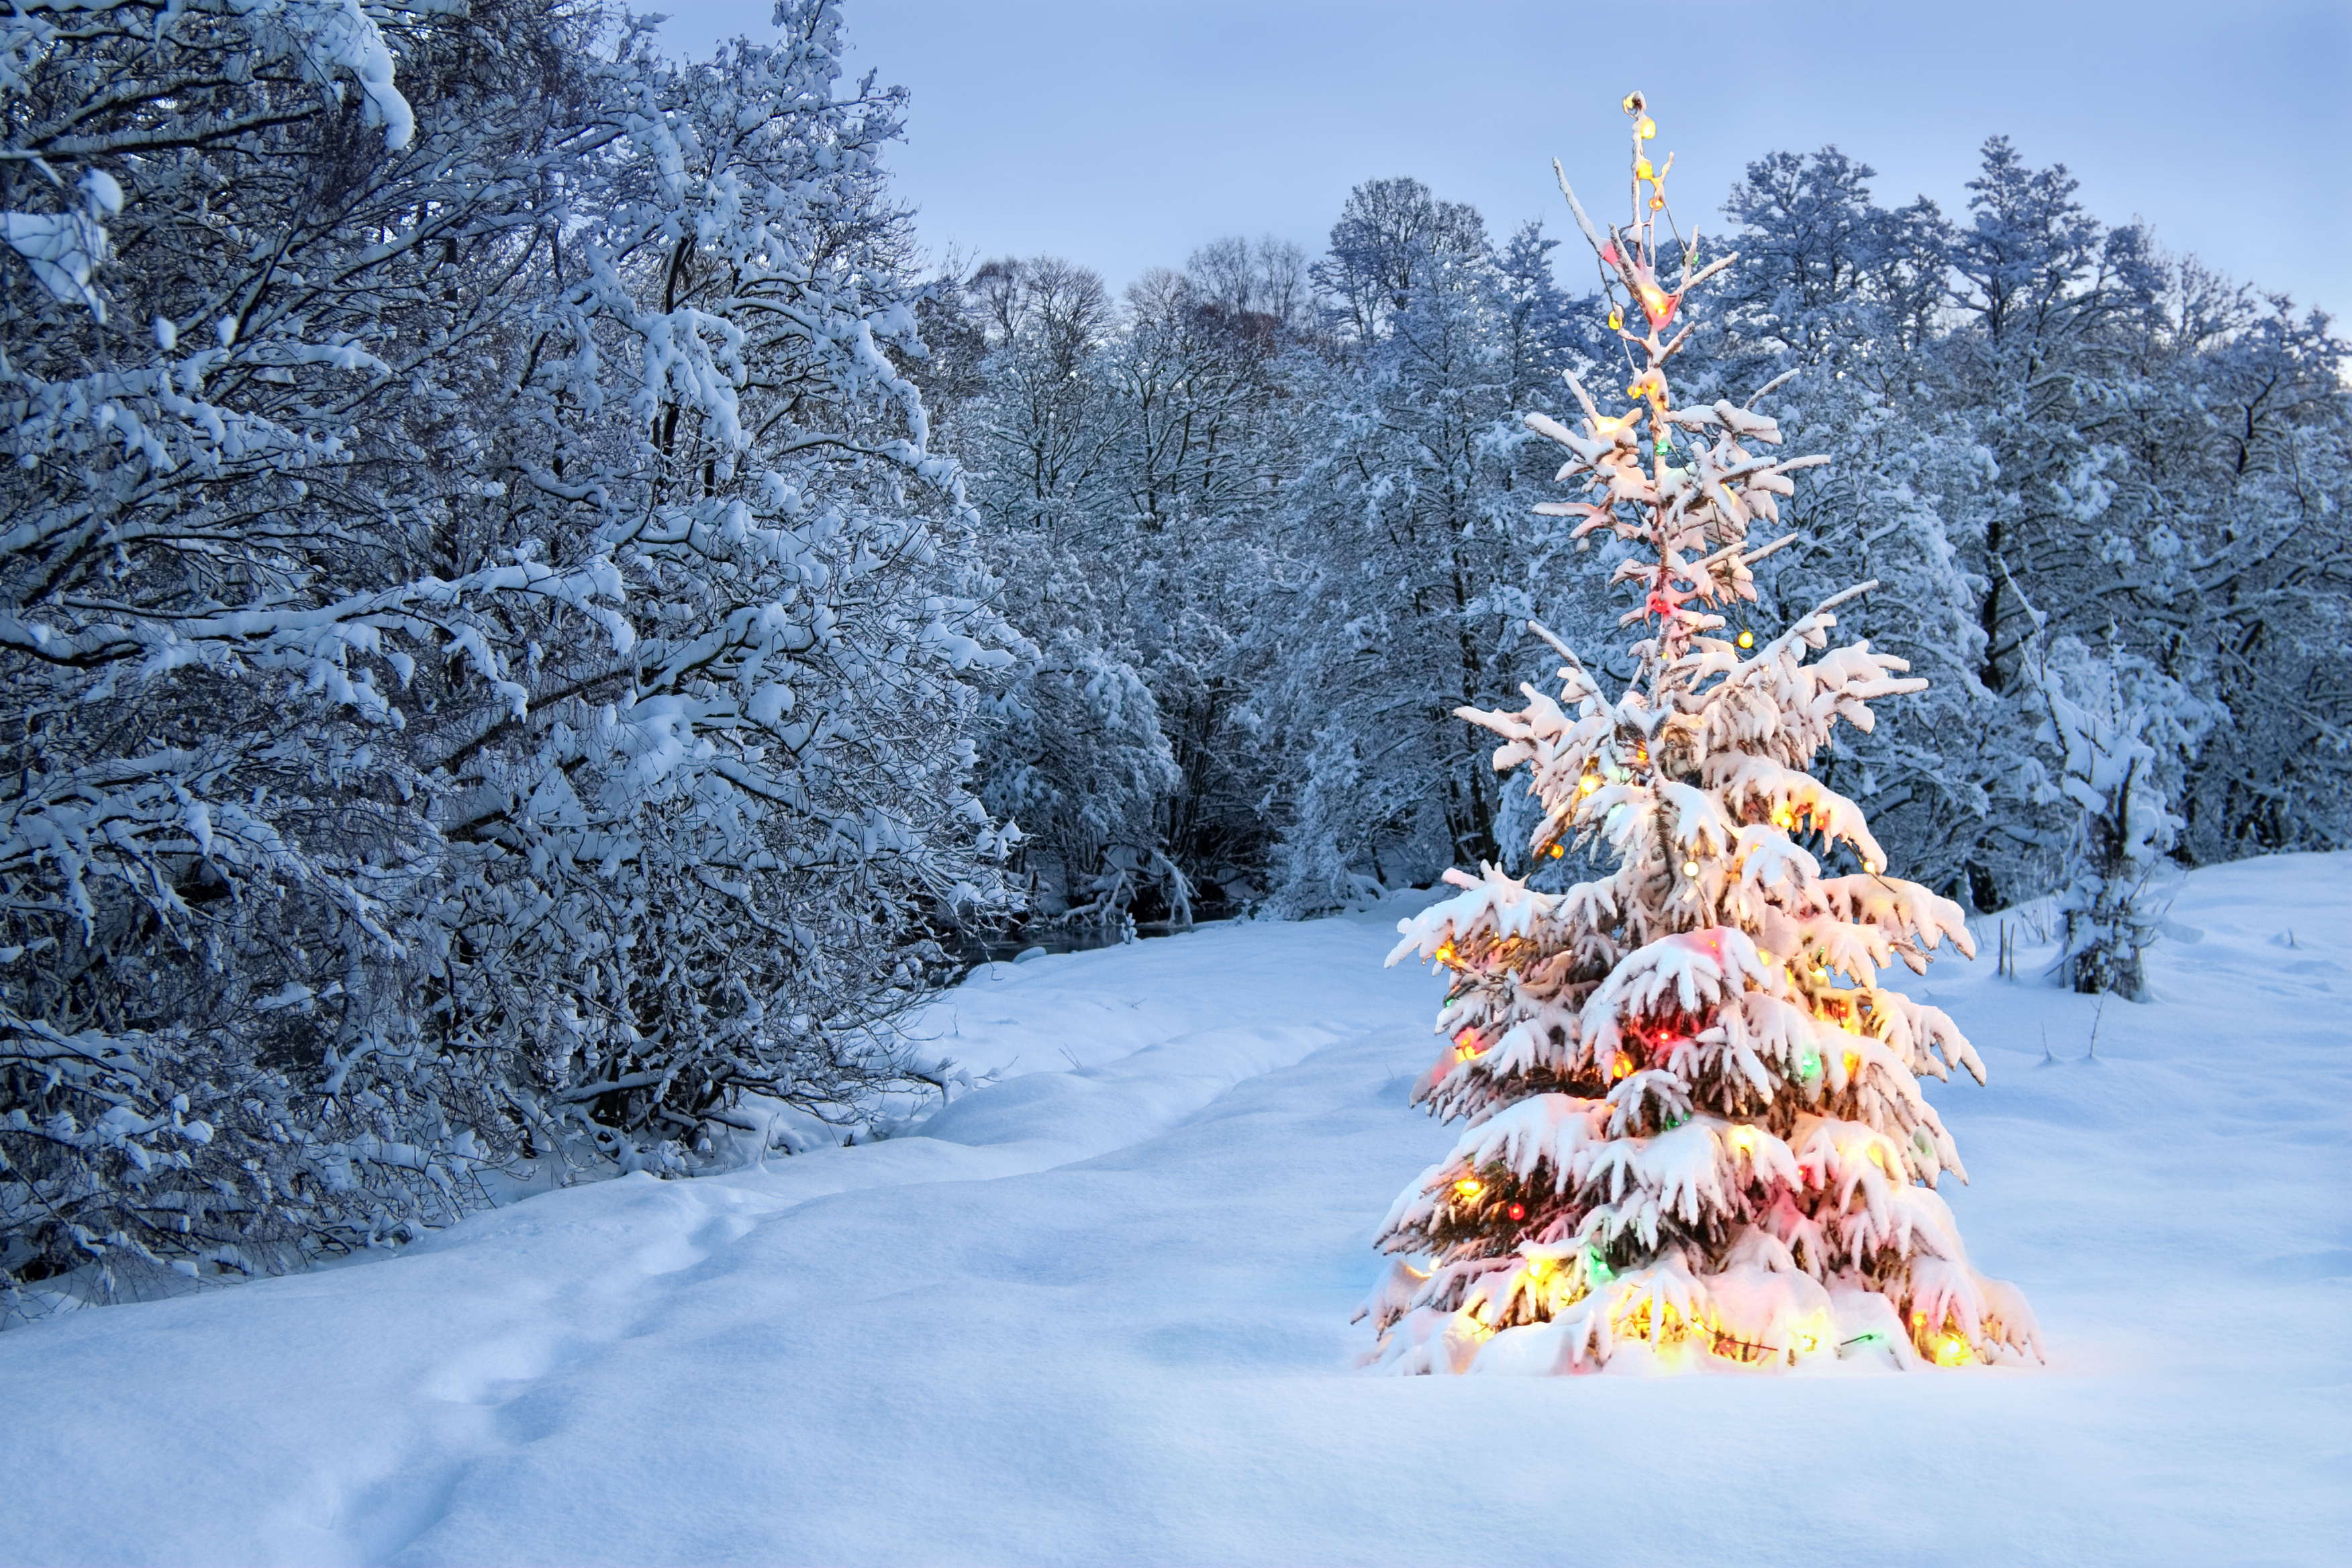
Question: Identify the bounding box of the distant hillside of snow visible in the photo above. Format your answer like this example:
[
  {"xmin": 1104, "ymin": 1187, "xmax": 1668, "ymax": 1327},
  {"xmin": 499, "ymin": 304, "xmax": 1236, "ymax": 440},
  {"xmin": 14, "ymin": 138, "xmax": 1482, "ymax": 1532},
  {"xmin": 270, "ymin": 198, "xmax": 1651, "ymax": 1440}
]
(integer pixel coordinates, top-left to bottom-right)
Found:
[{"xmin": 3, "ymin": 853, "xmax": 2346, "ymax": 1567}]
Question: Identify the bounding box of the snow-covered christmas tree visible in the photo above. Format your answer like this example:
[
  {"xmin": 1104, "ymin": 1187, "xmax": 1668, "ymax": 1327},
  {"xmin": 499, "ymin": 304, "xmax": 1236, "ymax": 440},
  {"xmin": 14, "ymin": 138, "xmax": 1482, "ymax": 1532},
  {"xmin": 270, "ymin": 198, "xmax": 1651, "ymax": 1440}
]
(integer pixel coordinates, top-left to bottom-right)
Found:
[{"xmin": 1362, "ymin": 95, "xmax": 2041, "ymax": 1375}]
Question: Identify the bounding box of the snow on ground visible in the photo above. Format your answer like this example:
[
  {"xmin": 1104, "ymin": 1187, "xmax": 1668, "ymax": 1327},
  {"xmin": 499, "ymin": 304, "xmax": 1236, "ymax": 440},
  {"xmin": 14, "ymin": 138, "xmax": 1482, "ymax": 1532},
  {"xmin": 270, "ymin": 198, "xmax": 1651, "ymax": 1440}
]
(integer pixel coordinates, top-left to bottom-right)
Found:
[{"xmin": 3, "ymin": 854, "xmax": 2347, "ymax": 1567}]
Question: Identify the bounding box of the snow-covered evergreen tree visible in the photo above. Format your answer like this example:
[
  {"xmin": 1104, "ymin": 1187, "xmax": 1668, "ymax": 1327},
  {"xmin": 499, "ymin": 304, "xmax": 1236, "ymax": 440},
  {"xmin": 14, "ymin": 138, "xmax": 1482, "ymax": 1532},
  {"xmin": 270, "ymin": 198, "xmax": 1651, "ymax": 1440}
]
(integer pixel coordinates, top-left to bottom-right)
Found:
[{"xmin": 1363, "ymin": 96, "xmax": 2040, "ymax": 1375}]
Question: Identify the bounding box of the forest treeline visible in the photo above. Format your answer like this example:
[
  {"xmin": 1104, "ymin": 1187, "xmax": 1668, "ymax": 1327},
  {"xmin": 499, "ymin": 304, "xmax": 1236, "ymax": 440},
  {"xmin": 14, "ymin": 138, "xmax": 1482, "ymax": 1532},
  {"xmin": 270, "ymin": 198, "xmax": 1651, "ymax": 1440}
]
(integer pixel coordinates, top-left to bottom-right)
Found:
[
  {"xmin": 927, "ymin": 156, "xmax": 2347, "ymax": 930},
  {"xmin": 1, "ymin": 0, "xmax": 2342, "ymax": 1314}
]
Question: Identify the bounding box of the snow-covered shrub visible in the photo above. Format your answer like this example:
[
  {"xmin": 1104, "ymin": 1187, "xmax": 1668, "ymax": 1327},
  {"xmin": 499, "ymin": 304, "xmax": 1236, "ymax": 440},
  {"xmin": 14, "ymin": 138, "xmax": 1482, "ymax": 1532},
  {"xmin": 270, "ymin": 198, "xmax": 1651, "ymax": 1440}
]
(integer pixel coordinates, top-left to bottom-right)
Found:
[
  {"xmin": 0, "ymin": 0, "xmax": 572, "ymax": 1316},
  {"xmin": 2034, "ymin": 638, "xmax": 2210, "ymax": 997},
  {"xmin": 1, "ymin": 0, "xmax": 1012, "ymax": 1317},
  {"xmin": 979, "ymin": 631, "xmax": 1183, "ymax": 924},
  {"xmin": 415, "ymin": 1, "xmax": 1020, "ymax": 1161}
]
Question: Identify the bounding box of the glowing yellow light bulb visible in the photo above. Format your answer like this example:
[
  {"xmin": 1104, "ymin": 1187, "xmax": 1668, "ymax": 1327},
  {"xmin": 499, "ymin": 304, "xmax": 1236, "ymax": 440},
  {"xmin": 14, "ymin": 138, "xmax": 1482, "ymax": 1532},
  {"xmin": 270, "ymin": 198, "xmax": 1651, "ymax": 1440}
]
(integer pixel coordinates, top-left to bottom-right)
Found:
[
  {"xmin": 1638, "ymin": 117, "xmax": 1657, "ymax": 140},
  {"xmin": 1634, "ymin": 157, "xmax": 1655, "ymax": 181},
  {"xmin": 1651, "ymin": 195, "xmax": 1665, "ymax": 211},
  {"xmin": 1843, "ymin": 1051, "xmax": 1861, "ymax": 1075},
  {"xmin": 1579, "ymin": 774, "xmax": 1600, "ymax": 795},
  {"xmin": 1737, "ymin": 629, "xmax": 1755, "ymax": 648},
  {"xmin": 1932, "ymin": 1334, "xmax": 1973, "ymax": 1368},
  {"xmin": 1606, "ymin": 305, "xmax": 1622, "ymax": 331},
  {"xmin": 1455, "ymin": 1177, "xmax": 1485, "ymax": 1198},
  {"xmin": 1549, "ymin": 843, "xmax": 1565, "ymax": 859},
  {"xmin": 1612, "ymin": 1051, "xmax": 1633, "ymax": 1081},
  {"xmin": 1863, "ymin": 859, "xmax": 1879, "ymax": 874},
  {"xmin": 1682, "ymin": 859, "xmax": 1700, "ymax": 877}
]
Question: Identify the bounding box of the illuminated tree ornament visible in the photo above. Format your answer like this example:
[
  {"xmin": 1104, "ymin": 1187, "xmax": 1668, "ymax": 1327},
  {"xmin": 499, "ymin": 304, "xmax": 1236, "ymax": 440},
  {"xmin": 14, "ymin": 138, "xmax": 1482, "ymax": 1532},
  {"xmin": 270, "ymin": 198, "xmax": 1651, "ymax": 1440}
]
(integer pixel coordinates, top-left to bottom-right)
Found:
[
  {"xmin": 1506, "ymin": 1202, "xmax": 1526, "ymax": 1221},
  {"xmin": 1606, "ymin": 305, "xmax": 1623, "ymax": 331},
  {"xmin": 1737, "ymin": 628, "xmax": 1755, "ymax": 649},
  {"xmin": 1637, "ymin": 117, "xmax": 1656, "ymax": 140}
]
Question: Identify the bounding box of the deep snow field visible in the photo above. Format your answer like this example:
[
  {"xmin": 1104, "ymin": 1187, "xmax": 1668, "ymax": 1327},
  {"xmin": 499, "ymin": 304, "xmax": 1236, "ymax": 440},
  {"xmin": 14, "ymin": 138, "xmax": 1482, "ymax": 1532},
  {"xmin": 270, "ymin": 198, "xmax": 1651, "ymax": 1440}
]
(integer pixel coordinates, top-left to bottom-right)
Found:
[{"xmin": 3, "ymin": 853, "xmax": 2347, "ymax": 1567}]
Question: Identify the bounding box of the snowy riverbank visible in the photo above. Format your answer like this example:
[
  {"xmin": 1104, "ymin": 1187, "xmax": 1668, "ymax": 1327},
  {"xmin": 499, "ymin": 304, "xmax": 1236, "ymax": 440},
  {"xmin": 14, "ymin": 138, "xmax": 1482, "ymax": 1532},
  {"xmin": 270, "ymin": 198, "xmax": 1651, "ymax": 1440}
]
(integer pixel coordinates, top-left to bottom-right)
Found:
[{"xmin": 3, "ymin": 852, "xmax": 2346, "ymax": 1567}]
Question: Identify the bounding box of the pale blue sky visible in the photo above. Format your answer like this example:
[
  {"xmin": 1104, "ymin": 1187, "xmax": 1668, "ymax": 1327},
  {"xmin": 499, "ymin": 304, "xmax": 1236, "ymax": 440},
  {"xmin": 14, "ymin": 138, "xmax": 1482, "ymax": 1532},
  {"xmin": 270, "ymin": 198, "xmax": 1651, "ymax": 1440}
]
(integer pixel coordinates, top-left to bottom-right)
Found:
[{"xmin": 654, "ymin": 1, "xmax": 2349, "ymax": 315}]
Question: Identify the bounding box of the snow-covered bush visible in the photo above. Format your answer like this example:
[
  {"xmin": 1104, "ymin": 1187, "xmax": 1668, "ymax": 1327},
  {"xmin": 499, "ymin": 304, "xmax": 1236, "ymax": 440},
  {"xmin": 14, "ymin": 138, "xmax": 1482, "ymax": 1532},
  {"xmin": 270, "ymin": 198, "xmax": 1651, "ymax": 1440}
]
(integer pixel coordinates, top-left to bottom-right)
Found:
[
  {"xmin": 2034, "ymin": 637, "xmax": 2210, "ymax": 997},
  {"xmin": 418, "ymin": 1, "xmax": 1019, "ymax": 1161},
  {"xmin": 1, "ymin": 0, "xmax": 1012, "ymax": 1318},
  {"xmin": 0, "ymin": 0, "xmax": 569, "ymax": 1316},
  {"xmin": 977, "ymin": 630, "xmax": 1181, "ymax": 922}
]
